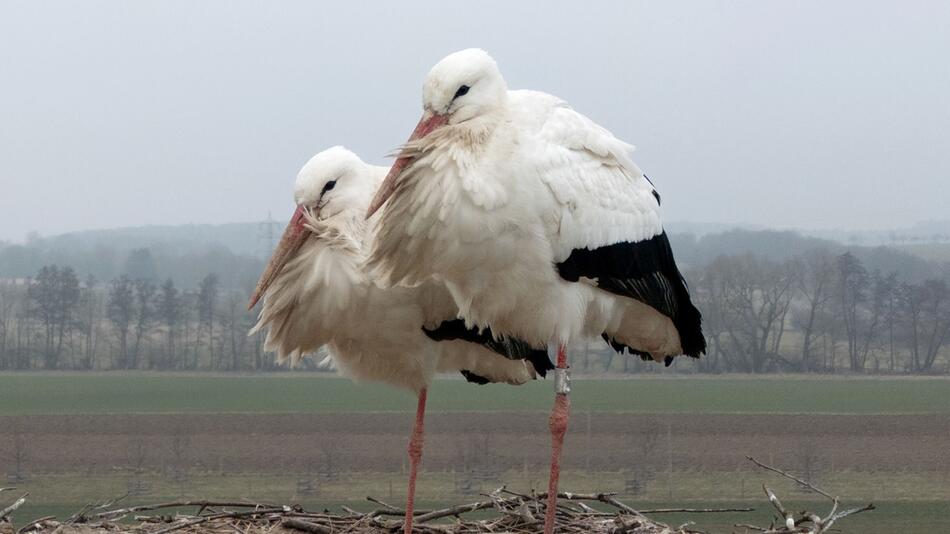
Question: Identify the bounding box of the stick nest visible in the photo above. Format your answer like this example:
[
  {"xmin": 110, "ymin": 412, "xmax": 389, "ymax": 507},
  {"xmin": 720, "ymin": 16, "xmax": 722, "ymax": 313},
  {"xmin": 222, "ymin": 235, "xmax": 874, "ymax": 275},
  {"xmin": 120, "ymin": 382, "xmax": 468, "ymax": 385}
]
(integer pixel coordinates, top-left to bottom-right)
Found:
[
  {"xmin": 0, "ymin": 457, "xmax": 874, "ymax": 534},
  {"xmin": 3, "ymin": 490, "xmax": 703, "ymax": 534}
]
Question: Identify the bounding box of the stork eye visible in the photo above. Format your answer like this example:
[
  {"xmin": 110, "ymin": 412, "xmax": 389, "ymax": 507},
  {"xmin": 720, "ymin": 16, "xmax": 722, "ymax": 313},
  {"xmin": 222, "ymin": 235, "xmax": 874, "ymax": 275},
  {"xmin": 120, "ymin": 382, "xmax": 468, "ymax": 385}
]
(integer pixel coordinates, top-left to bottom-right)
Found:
[
  {"xmin": 453, "ymin": 85, "xmax": 470, "ymax": 100},
  {"xmin": 321, "ymin": 180, "xmax": 337, "ymax": 195}
]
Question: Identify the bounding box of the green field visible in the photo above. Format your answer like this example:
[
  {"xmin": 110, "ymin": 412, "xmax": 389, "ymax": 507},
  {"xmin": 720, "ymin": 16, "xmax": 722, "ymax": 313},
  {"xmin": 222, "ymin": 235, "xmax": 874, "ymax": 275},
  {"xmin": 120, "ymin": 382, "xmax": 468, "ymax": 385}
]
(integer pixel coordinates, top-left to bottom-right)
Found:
[
  {"xmin": 3, "ymin": 372, "xmax": 950, "ymax": 415},
  {"xmin": 3, "ymin": 373, "xmax": 949, "ymax": 533}
]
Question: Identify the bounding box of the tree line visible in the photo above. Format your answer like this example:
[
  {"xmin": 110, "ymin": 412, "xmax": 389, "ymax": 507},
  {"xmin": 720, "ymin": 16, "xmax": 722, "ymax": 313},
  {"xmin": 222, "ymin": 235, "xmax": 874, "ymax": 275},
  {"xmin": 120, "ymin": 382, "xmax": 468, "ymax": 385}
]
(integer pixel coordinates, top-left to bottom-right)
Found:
[
  {"xmin": 0, "ymin": 267, "xmax": 276, "ymax": 371},
  {"xmin": 685, "ymin": 249, "xmax": 950, "ymax": 374},
  {"xmin": 0, "ymin": 243, "xmax": 947, "ymax": 374}
]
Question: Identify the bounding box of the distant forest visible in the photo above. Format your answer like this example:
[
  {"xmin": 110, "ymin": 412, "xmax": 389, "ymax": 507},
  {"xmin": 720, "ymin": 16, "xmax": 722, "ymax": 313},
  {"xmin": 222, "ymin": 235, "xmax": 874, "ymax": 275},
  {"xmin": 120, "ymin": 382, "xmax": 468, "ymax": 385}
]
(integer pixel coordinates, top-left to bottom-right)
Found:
[{"xmin": 1, "ymin": 223, "xmax": 948, "ymax": 374}]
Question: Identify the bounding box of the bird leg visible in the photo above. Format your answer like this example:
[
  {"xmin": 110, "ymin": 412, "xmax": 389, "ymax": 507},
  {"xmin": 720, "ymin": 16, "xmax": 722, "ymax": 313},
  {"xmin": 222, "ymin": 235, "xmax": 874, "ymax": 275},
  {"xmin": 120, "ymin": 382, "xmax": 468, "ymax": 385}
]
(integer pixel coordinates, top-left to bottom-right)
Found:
[
  {"xmin": 544, "ymin": 344, "xmax": 570, "ymax": 534},
  {"xmin": 404, "ymin": 387, "xmax": 427, "ymax": 534}
]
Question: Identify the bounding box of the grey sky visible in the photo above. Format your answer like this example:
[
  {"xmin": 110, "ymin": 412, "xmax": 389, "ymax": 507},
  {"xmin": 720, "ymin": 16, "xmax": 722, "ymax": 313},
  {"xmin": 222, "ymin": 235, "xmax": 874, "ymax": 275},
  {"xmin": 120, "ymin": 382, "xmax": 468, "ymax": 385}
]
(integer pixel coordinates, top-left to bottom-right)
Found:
[{"xmin": 1, "ymin": 1, "xmax": 948, "ymax": 242}]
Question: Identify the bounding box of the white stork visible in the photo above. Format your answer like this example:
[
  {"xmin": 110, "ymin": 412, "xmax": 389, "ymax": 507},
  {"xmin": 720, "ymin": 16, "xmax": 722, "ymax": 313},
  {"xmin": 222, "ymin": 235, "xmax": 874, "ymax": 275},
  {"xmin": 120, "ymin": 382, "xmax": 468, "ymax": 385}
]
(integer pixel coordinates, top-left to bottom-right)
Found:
[
  {"xmin": 247, "ymin": 146, "xmax": 553, "ymax": 534},
  {"xmin": 365, "ymin": 49, "xmax": 705, "ymax": 533}
]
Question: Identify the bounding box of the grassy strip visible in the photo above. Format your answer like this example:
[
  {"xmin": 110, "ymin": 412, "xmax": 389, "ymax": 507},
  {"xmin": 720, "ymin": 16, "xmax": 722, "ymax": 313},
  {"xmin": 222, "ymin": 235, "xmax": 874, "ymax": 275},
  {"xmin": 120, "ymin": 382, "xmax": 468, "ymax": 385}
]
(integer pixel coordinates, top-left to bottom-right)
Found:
[{"xmin": 4, "ymin": 373, "xmax": 950, "ymax": 416}]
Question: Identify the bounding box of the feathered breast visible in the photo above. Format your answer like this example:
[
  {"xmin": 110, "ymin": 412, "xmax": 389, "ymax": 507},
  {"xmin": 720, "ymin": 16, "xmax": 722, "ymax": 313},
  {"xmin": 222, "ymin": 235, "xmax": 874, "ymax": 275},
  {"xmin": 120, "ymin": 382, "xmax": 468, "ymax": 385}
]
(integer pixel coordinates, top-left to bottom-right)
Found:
[{"xmin": 251, "ymin": 214, "xmax": 369, "ymax": 364}]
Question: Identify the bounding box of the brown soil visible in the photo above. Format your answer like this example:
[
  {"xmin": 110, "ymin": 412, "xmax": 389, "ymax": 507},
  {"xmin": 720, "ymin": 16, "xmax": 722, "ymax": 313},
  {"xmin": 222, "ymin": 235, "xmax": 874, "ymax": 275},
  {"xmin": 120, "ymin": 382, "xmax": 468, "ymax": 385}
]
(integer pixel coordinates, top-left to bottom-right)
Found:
[{"xmin": 2, "ymin": 412, "xmax": 948, "ymax": 476}]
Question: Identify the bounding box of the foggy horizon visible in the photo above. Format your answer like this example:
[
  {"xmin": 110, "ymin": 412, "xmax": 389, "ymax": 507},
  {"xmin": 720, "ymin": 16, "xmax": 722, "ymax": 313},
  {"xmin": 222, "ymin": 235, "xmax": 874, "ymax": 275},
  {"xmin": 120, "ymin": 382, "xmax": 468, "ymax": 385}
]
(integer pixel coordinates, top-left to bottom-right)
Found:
[{"xmin": 2, "ymin": 1, "xmax": 949, "ymax": 242}]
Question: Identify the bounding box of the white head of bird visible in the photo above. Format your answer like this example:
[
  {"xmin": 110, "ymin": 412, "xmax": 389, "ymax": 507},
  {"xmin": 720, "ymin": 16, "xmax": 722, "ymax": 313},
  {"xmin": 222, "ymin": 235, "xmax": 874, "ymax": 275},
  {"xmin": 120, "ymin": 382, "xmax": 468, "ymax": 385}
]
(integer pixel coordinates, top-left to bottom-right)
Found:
[
  {"xmin": 248, "ymin": 146, "xmax": 378, "ymax": 309},
  {"xmin": 367, "ymin": 49, "xmax": 507, "ymax": 218},
  {"xmin": 294, "ymin": 146, "xmax": 378, "ymax": 221},
  {"xmin": 422, "ymin": 48, "xmax": 507, "ymax": 126}
]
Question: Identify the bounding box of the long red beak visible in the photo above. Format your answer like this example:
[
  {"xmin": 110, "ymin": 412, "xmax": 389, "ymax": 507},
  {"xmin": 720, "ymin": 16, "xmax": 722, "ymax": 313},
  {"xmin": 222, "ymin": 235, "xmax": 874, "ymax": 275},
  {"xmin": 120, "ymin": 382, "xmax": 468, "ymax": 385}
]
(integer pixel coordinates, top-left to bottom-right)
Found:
[
  {"xmin": 366, "ymin": 111, "xmax": 449, "ymax": 218},
  {"xmin": 248, "ymin": 206, "xmax": 310, "ymax": 310}
]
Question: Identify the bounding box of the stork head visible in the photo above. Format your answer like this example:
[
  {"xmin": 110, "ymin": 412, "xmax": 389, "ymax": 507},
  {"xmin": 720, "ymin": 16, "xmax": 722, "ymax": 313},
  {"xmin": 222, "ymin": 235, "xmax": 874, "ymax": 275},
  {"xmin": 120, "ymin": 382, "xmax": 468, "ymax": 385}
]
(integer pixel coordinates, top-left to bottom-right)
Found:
[
  {"xmin": 422, "ymin": 48, "xmax": 507, "ymax": 125},
  {"xmin": 294, "ymin": 146, "xmax": 375, "ymax": 221},
  {"xmin": 248, "ymin": 146, "xmax": 375, "ymax": 310},
  {"xmin": 366, "ymin": 49, "xmax": 507, "ymax": 217}
]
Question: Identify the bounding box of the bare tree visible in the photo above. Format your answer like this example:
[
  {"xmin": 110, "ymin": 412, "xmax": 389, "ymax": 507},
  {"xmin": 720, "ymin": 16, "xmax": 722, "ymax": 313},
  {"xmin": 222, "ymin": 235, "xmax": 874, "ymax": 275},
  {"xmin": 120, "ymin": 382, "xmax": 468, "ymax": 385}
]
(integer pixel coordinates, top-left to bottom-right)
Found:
[
  {"xmin": 76, "ymin": 275, "xmax": 103, "ymax": 370},
  {"xmin": 197, "ymin": 274, "xmax": 219, "ymax": 369},
  {"xmin": 27, "ymin": 265, "xmax": 80, "ymax": 369},
  {"xmin": 793, "ymin": 249, "xmax": 836, "ymax": 372},
  {"xmin": 837, "ymin": 252, "xmax": 870, "ymax": 372},
  {"xmin": 706, "ymin": 255, "xmax": 796, "ymax": 372},
  {"xmin": 0, "ymin": 281, "xmax": 24, "ymax": 370},
  {"xmin": 107, "ymin": 275, "xmax": 135, "ymax": 369},
  {"xmin": 900, "ymin": 279, "xmax": 950, "ymax": 373},
  {"xmin": 131, "ymin": 278, "xmax": 156, "ymax": 369},
  {"xmin": 220, "ymin": 292, "xmax": 251, "ymax": 371},
  {"xmin": 692, "ymin": 266, "xmax": 730, "ymax": 373},
  {"xmin": 854, "ymin": 271, "xmax": 895, "ymax": 371},
  {"xmin": 157, "ymin": 279, "xmax": 182, "ymax": 370}
]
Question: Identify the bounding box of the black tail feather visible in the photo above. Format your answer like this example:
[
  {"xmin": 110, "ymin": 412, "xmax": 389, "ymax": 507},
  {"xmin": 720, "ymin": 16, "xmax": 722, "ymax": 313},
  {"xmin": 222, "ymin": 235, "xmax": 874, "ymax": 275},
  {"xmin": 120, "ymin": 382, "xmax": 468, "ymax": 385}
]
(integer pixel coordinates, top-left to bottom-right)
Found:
[{"xmin": 424, "ymin": 319, "xmax": 555, "ymax": 377}]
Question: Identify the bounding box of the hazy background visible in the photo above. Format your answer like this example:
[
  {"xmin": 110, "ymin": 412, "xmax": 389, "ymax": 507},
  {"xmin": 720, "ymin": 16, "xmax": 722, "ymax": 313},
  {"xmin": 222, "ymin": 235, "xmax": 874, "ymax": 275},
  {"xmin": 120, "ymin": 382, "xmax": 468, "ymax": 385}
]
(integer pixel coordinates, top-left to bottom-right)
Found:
[
  {"xmin": 2, "ymin": 5, "xmax": 950, "ymax": 533},
  {"xmin": 2, "ymin": 0, "xmax": 949, "ymax": 242}
]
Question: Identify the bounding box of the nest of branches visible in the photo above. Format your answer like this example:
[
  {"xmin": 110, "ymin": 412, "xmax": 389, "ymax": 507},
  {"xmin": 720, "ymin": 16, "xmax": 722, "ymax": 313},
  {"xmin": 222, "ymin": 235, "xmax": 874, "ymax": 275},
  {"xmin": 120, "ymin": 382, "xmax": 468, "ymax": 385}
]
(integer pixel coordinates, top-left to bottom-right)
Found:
[{"xmin": 0, "ymin": 457, "xmax": 873, "ymax": 534}]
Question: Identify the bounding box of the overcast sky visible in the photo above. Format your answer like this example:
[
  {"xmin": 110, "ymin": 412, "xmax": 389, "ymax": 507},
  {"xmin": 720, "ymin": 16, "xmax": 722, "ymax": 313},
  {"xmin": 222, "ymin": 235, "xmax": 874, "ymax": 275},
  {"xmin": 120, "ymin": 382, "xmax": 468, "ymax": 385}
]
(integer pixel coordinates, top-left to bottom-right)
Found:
[{"xmin": 1, "ymin": 1, "xmax": 948, "ymax": 242}]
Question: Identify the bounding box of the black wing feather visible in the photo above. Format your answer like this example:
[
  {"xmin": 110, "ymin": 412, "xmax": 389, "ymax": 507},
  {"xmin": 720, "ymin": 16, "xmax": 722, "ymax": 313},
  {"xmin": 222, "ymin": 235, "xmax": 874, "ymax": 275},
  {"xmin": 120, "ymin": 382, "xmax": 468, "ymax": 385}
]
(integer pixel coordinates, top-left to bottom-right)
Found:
[
  {"xmin": 557, "ymin": 231, "xmax": 705, "ymax": 358},
  {"xmin": 423, "ymin": 319, "xmax": 555, "ymax": 377},
  {"xmin": 459, "ymin": 370, "xmax": 491, "ymax": 385}
]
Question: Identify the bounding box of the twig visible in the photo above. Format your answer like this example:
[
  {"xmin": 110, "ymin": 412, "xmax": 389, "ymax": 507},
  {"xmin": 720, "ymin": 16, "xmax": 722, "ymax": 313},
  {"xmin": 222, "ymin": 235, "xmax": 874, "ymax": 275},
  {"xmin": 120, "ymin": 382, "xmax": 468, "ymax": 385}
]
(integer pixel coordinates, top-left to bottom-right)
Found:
[
  {"xmin": 151, "ymin": 507, "xmax": 285, "ymax": 534},
  {"xmin": 822, "ymin": 503, "xmax": 876, "ymax": 531},
  {"xmin": 413, "ymin": 498, "xmax": 497, "ymax": 523},
  {"xmin": 16, "ymin": 515, "xmax": 55, "ymax": 534},
  {"xmin": 281, "ymin": 518, "xmax": 332, "ymax": 534},
  {"xmin": 762, "ymin": 485, "xmax": 790, "ymax": 522},
  {"xmin": 94, "ymin": 500, "xmax": 277, "ymax": 520},
  {"xmin": 365, "ymin": 496, "xmax": 400, "ymax": 511},
  {"xmin": 639, "ymin": 507, "xmax": 754, "ymax": 514},
  {"xmin": 734, "ymin": 523, "xmax": 770, "ymax": 531},
  {"xmin": 0, "ymin": 492, "xmax": 29, "ymax": 521},
  {"xmin": 593, "ymin": 494, "xmax": 648, "ymax": 519},
  {"xmin": 746, "ymin": 456, "xmax": 835, "ymax": 501},
  {"xmin": 745, "ymin": 456, "xmax": 875, "ymax": 533}
]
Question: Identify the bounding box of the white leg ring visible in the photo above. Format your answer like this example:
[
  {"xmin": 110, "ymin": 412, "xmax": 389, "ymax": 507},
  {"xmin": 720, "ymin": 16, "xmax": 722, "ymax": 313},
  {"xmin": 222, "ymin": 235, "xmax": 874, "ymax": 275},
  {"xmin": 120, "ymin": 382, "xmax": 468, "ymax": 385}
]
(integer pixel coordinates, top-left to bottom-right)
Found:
[{"xmin": 554, "ymin": 367, "xmax": 571, "ymax": 394}]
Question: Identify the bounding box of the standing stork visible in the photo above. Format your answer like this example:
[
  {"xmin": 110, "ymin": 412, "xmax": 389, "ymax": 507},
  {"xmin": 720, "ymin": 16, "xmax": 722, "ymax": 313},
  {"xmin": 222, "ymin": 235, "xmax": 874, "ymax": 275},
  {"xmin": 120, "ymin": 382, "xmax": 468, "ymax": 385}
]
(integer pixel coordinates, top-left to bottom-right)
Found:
[
  {"xmin": 366, "ymin": 49, "xmax": 705, "ymax": 533},
  {"xmin": 248, "ymin": 146, "xmax": 553, "ymax": 534}
]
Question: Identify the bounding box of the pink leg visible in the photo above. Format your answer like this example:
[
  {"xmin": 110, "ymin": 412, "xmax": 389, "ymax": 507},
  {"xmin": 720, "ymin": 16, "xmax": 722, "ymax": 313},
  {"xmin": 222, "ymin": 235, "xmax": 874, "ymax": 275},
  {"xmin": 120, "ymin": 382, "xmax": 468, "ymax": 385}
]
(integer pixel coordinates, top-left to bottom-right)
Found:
[
  {"xmin": 544, "ymin": 345, "xmax": 570, "ymax": 534},
  {"xmin": 404, "ymin": 388, "xmax": 427, "ymax": 534}
]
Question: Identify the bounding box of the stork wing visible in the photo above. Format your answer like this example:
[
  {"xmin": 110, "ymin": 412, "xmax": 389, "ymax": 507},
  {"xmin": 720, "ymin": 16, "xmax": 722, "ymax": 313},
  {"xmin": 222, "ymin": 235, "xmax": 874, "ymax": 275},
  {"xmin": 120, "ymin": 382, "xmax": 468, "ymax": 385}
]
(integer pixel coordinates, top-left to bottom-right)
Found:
[
  {"xmin": 250, "ymin": 217, "xmax": 368, "ymax": 365},
  {"xmin": 528, "ymin": 97, "xmax": 663, "ymax": 261},
  {"xmin": 415, "ymin": 282, "xmax": 554, "ymax": 378},
  {"xmin": 529, "ymin": 96, "xmax": 705, "ymax": 357}
]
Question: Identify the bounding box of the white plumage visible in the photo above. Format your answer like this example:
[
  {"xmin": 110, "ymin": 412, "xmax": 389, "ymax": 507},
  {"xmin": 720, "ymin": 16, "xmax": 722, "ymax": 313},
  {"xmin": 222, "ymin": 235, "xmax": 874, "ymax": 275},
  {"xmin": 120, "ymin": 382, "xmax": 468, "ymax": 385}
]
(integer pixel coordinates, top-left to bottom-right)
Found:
[
  {"xmin": 367, "ymin": 49, "xmax": 704, "ymax": 361},
  {"xmin": 365, "ymin": 48, "xmax": 704, "ymax": 534},
  {"xmin": 250, "ymin": 146, "xmax": 544, "ymax": 393}
]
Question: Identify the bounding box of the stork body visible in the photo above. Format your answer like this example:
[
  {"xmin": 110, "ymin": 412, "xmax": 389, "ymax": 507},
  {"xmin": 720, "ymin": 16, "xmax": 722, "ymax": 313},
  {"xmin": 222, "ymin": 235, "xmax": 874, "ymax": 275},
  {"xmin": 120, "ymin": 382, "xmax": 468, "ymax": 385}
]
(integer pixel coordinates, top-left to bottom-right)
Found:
[
  {"xmin": 249, "ymin": 147, "xmax": 552, "ymax": 534},
  {"xmin": 366, "ymin": 50, "xmax": 705, "ymax": 533}
]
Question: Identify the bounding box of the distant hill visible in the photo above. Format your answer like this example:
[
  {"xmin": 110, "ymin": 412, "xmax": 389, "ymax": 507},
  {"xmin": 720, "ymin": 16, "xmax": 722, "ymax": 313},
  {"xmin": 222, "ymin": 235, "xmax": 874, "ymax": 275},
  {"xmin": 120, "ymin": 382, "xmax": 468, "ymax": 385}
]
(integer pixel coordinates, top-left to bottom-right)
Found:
[
  {"xmin": 0, "ymin": 221, "xmax": 272, "ymax": 290},
  {"xmin": 892, "ymin": 243, "xmax": 950, "ymax": 263},
  {"xmin": 666, "ymin": 219, "xmax": 950, "ymax": 248},
  {"xmin": 2, "ymin": 220, "xmax": 946, "ymax": 290},
  {"xmin": 37, "ymin": 221, "xmax": 270, "ymax": 258},
  {"xmin": 802, "ymin": 219, "xmax": 950, "ymax": 247}
]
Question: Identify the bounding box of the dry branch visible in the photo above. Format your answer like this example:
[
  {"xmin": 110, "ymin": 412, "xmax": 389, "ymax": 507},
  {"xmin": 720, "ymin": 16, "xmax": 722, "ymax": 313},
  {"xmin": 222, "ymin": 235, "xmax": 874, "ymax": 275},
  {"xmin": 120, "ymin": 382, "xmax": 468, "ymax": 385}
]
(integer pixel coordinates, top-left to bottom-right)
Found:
[
  {"xmin": 746, "ymin": 455, "xmax": 835, "ymax": 501},
  {"xmin": 0, "ymin": 493, "xmax": 28, "ymax": 521},
  {"xmin": 93, "ymin": 500, "xmax": 281, "ymax": 520},
  {"xmin": 741, "ymin": 456, "xmax": 875, "ymax": 533},
  {"xmin": 13, "ymin": 490, "xmax": 713, "ymax": 534},
  {"xmin": 7, "ymin": 460, "xmax": 879, "ymax": 534},
  {"xmin": 281, "ymin": 518, "xmax": 332, "ymax": 534}
]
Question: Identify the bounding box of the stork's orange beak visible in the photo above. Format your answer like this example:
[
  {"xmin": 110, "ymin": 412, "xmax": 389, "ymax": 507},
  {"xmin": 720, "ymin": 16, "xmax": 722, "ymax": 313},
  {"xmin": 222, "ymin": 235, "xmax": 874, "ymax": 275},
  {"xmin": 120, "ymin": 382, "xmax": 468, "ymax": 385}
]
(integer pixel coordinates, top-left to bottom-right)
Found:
[
  {"xmin": 366, "ymin": 111, "xmax": 449, "ymax": 219},
  {"xmin": 248, "ymin": 205, "xmax": 310, "ymax": 310}
]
